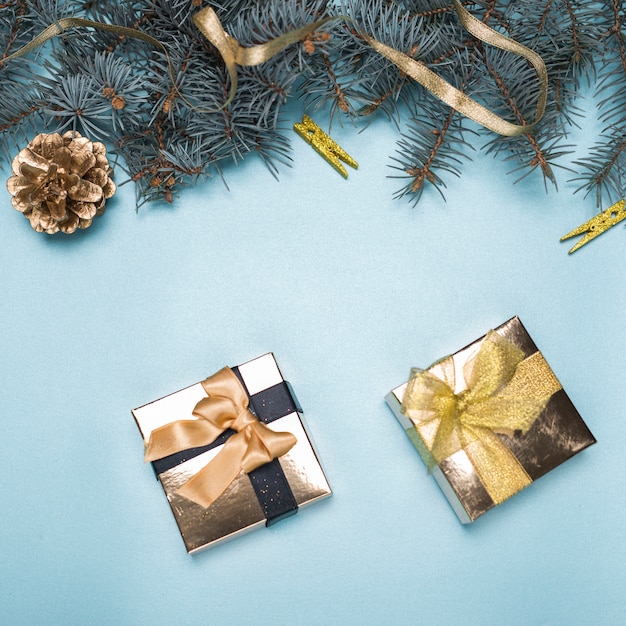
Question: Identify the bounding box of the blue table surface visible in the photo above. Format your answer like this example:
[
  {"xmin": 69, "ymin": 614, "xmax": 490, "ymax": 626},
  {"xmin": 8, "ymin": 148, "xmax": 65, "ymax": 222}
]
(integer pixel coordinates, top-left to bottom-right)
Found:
[{"xmin": 1, "ymin": 87, "xmax": 624, "ymax": 625}]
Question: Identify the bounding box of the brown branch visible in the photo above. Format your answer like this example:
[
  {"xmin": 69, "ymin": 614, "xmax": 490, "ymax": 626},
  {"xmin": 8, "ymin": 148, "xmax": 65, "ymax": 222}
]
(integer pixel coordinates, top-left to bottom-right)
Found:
[
  {"xmin": 361, "ymin": 83, "xmax": 402, "ymax": 116},
  {"xmin": 0, "ymin": 106, "xmax": 39, "ymax": 132},
  {"xmin": 124, "ymin": 110, "xmax": 202, "ymax": 203},
  {"xmin": 537, "ymin": 0, "xmax": 555, "ymax": 33},
  {"xmin": 405, "ymin": 111, "xmax": 455, "ymax": 193},
  {"xmin": 103, "ymin": 12, "xmax": 153, "ymax": 55},
  {"xmin": 481, "ymin": 0, "xmax": 497, "ymax": 23},
  {"xmin": 483, "ymin": 50, "xmax": 553, "ymax": 178},
  {"xmin": 592, "ymin": 137, "xmax": 626, "ymax": 189},
  {"xmin": 413, "ymin": 5, "xmax": 453, "ymax": 19},
  {"xmin": 554, "ymin": 77, "xmax": 562, "ymax": 113},
  {"xmin": 564, "ymin": 1, "xmax": 582, "ymax": 63},
  {"xmin": 610, "ymin": 0, "xmax": 626, "ymax": 77},
  {"xmin": 0, "ymin": 0, "xmax": 28, "ymax": 66},
  {"xmin": 321, "ymin": 51, "xmax": 349, "ymax": 113}
]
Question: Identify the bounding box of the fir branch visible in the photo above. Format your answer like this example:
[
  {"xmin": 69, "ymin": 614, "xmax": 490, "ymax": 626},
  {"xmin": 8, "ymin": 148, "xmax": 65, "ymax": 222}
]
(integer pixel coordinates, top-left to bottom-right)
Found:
[
  {"xmin": 470, "ymin": 1, "xmax": 598, "ymax": 193},
  {"xmin": 571, "ymin": 1, "xmax": 626, "ymax": 207},
  {"xmin": 0, "ymin": 0, "xmax": 625, "ymax": 211},
  {"xmin": 389, "ymin": 96, "xmax": 476, "ymax": 203},
  {"xmin": 116, "ymin": 113, "xmax": 206, "ymax": 206},
  {"xmin": 571, "ymin": 128, "xmax": 626, "ymax": 207}
]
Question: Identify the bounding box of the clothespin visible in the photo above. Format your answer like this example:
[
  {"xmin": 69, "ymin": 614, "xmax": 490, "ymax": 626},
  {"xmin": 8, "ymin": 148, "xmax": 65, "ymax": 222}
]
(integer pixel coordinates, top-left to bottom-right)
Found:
[
  {"xmin": 560, "ymin": 199, "xmax": 626, "ymax": 253},
  {"xmin": 294, "ymin": 115, "xmax": 358, "ymax": 178}
]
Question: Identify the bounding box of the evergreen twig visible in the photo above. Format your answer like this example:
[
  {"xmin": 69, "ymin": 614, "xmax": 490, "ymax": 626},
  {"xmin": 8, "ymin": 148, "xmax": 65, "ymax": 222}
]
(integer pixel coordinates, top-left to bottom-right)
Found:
[{"xmin": 0, "ymin": 0, "xmax": 623, "ymax": 209}]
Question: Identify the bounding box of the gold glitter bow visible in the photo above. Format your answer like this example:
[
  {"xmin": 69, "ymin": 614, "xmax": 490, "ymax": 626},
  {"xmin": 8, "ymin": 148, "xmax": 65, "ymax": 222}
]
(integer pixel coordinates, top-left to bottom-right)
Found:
[
  {"xmin": 194, "ymin": 1, "xmax": 548, "ymax": 136},
  {"xmin": 144, "ymin": 367, "xmax": 297, "ymax": 509},
  {"xmin": 401, "ymin": 331, "xmax": 561, "ymax": 505}
]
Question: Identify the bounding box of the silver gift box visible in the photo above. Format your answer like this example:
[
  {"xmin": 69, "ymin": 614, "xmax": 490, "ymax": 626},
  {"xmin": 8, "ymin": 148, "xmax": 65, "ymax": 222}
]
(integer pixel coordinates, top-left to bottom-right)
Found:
[
  {"xmin": 133, "ymin": 353, "xmax": 332, "ymax": 553},
  {"xmin": 386, "ymin": 317, "xmax": 596, "ymax": 523}
]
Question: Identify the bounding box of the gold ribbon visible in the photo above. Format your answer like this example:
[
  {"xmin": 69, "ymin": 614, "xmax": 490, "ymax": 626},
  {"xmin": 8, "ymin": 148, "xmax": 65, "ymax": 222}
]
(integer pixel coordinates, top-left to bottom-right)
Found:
[
  {"xmin": 1, "ymin": 17, "xmax": 171, "ymax": 65},
  {"xmin": 193, "ymin": 2, "xmax": 547, "ymax": 136},
  {"xmin": 362, "ymin": 1, "xmax": 548, "ymax": 136},
  {"xmin": 401, "ymin": 331, "xmax": 562, "ymax": 505},
  {"xmin": 144, "ymin": 367, "xmax": 297, "ymax": 509},
  {"xmin": 192, "ymin": 9, "xmax": 337, "ymax": 110},
  {"xmin": 2, "ymin": 4, "xmax": 547, "ymax": 136}
]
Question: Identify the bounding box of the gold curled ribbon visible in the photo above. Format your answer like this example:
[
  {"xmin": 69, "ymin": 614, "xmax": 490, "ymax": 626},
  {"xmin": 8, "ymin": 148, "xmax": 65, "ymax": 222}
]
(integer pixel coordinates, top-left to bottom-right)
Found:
[
  {"xmin": 401, "ymin": 331, "xmax": 561, "ymax": 505},
  {"xmin": 2, "ymin": 5, "xmax": 547, "ymax": 136},
  {"xmin": 192, "ymin": 9, "xmax": 337, "ymax": 110},
  {"xmin": 193, "ymin": 2, "xmax": 547, "ymax": 136},
  {"xmin": 1, "ymin": 17, "xmax": 171, "ymax": 65},
  {"xmin": 144, "ymin": 367, "xmax": 297, "ymax": 509},
  {"xmin": 362, "ymin": 1, "xmax": 547, "ymax": 136}
]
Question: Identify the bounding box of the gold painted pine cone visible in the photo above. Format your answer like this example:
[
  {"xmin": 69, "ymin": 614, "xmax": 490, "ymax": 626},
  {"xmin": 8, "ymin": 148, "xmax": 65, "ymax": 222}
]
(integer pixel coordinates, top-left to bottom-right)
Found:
[{"xmin": 6, "ymin": 131, "xmax": 116, "ymax": 234}]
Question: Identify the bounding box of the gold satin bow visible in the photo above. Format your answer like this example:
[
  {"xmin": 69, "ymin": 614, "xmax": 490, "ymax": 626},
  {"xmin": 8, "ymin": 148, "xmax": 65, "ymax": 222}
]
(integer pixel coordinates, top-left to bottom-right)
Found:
[
  {"xmin": 401, "ymin": 331, "xmax": 561, "ymax": 505},
  {"xmin": 144, "ymin": 367, "xmax": 297, "ymax": 509}
]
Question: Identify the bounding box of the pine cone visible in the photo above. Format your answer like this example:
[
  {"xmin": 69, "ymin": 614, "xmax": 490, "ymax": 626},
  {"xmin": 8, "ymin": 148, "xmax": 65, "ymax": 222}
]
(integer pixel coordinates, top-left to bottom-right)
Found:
[{"xmin": 6, "ymin": 131, "xmax": 116, "ymax": 234}]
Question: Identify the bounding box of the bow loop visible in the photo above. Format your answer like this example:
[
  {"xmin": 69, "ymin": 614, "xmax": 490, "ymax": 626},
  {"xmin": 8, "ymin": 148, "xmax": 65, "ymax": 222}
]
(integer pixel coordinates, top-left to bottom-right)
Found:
[
  {"xmin": 191, "ymin": 394, "xmax": 239, "ymax": 427},
  {"xmin": 463, "ymin": 331, "xmax": 525, "ymax": 401},
  {"xmin": 144, "ymin": 366, "xmax": 251, "ymax": 462},
  {"xmin": 200, "ymin": 366, "xmax": 248, "ymax": 405},
  {"xmin": 240, "ymin": 422, "xmax": 298, "ymax": 473}
]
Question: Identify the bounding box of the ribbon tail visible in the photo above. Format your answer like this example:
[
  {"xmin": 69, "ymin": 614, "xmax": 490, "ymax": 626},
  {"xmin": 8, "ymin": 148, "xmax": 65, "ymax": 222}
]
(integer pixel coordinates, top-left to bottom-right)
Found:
[
  {"xmin": 144, "ymin": 419, "xmax": 220, "ymax": 462},
  {"xmin": 362, "ymin": 36, "xmax": 534, "ymax": 137},
  {"xmin": 360, "ymin": 2, "xmax": 547, "ymax": 136},
  {"xmin": 176, "ymin": 430, "xmax": 249, "ymax": 509},
  {"xmin": 453, "ymin": 0, "xmax": 547, "ymax": 126},
  {"xmin": 463, "ymin": 428, "xmax": 532, "ymax": 505},
  {"xmin": 2, "ymin": 17, "xmax": 171, "ymax": 66},
  {"xmin": 234, "ymin": 16, "xmax": 338, "ymax": 67},
  {"xmin": 192, "ymin": 9, "xmax": 239, "ymax": 108},
  {"xmin": 193, "ymin": 8, "xmax": 339, "ymax": 110}
]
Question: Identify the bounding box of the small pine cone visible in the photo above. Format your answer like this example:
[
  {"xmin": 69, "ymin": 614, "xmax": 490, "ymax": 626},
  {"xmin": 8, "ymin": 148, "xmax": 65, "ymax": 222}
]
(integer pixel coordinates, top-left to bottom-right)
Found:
[{"xmin": 6, "ymin": 131, "xmax": 116, "ymax": 234}]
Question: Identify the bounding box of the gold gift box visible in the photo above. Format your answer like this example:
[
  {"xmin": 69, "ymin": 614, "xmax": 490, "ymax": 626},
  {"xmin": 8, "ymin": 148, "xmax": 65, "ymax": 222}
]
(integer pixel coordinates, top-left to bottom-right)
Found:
[
  {"xmin": 386, "ymin": 317, "xmax": 596, "ymax": 523},
  {"xmin": 133, "ymin": 353, "xmax": 332, "ymax": 553}
]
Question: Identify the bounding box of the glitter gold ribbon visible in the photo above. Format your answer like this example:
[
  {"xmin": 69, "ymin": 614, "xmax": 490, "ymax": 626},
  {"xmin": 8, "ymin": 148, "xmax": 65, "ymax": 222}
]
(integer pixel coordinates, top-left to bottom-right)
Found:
[
  {"xmin": 401, "ymin": 331, "xmax": 561, "ymax": 504},
  {"xmin": 144, "ymin": 367, "xmax": 297, "ymax": 509}
]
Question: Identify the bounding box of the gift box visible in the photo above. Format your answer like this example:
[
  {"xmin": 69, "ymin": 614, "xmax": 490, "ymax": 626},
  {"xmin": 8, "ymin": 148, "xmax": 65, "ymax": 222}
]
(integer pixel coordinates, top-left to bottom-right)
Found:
[
  {"xmin": 132, "ymin": 353, "xmax": 332, "ymax": 553},
  {"xmin": 385, "ymin": 316, "xmax": 596, "ymax": 523}
]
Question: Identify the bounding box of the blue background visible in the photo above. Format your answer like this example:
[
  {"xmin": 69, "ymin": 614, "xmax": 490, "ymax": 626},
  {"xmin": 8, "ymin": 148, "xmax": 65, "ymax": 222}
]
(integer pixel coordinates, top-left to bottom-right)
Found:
[{"xmin": 1, "ymin": 92, "xmax": 624, "ymax": 625}]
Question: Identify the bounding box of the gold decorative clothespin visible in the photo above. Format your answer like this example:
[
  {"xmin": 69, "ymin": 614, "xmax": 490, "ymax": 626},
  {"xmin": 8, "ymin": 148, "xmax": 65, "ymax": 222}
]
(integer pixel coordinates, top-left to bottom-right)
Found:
[
  {"xmin": 561, "ymin": 199, "xmax": 626, "ymax": 254},
  {"xmin": 294, "ymin": 115, "xmax": 358, "ymax": 178}
]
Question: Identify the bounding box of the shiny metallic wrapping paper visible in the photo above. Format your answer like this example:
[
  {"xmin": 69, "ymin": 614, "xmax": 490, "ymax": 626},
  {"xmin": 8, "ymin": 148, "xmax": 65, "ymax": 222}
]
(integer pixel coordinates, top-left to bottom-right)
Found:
[
  {"xmin": 133, "ymin": 354, "xmax": 332, "ymax": 553},
  {"xmin": 386, "ymin": 317, "xmax": 596, "ymax": 523}
]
